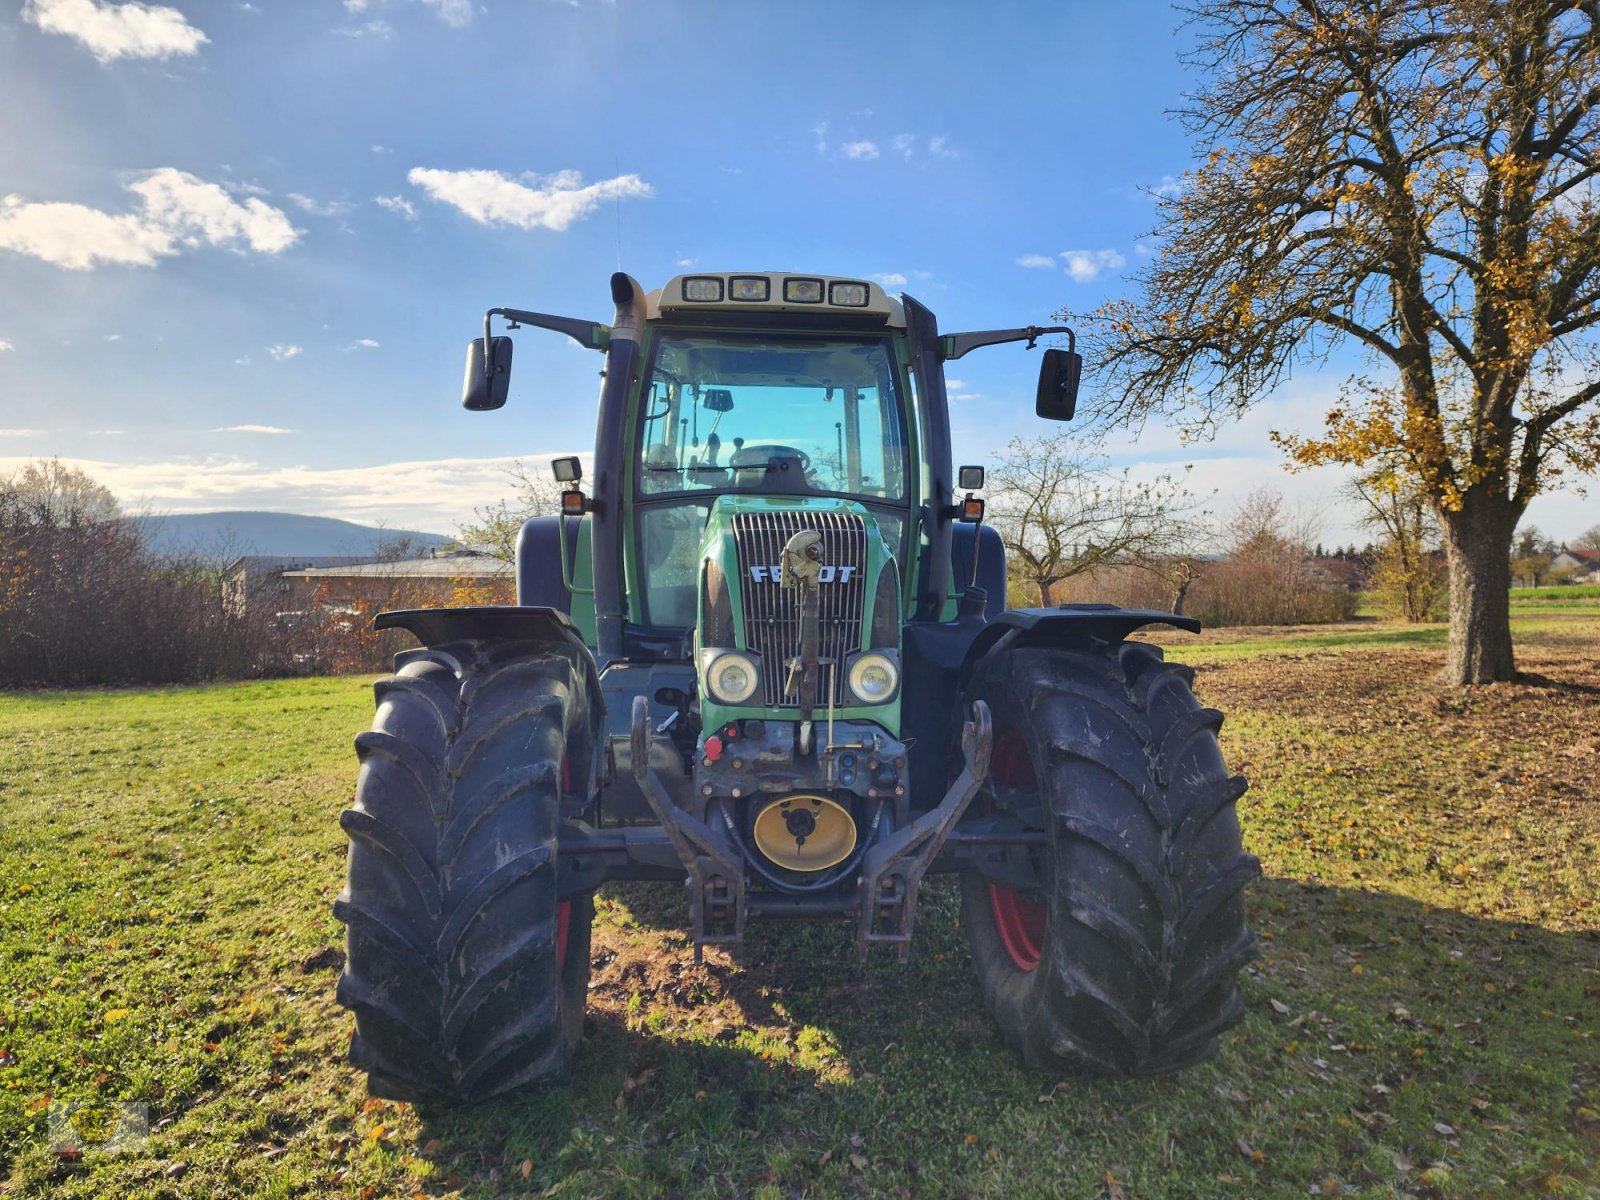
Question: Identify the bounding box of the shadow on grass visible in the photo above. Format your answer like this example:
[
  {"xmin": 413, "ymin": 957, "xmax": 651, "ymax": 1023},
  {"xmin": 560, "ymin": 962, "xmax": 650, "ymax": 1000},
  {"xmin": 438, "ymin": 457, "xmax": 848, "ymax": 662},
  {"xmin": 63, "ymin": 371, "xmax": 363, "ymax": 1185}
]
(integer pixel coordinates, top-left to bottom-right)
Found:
[{"xmin": 405, "ymin": 876, "xmax": 1600, "ymax": 1199}]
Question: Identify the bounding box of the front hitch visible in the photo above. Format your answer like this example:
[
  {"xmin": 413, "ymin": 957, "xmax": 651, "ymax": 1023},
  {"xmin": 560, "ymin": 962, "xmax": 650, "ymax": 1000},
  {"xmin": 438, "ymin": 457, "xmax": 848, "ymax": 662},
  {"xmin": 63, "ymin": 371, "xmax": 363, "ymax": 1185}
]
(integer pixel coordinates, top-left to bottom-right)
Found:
[
  {"xmin": 629, "ymin": 696, "xmax": 747, "ymax": 961},
  {"xmin": 857, "ymin": 700, "xmax": 992, "ymax": 961}
]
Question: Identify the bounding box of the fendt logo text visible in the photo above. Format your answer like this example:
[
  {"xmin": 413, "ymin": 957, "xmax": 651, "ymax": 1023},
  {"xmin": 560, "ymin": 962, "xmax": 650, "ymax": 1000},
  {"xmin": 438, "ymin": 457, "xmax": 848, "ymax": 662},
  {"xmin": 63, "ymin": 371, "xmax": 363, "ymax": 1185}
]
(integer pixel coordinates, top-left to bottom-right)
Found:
[{"xmin": 748, "ymin": 564, "xmax": 858, "ymax": 584}]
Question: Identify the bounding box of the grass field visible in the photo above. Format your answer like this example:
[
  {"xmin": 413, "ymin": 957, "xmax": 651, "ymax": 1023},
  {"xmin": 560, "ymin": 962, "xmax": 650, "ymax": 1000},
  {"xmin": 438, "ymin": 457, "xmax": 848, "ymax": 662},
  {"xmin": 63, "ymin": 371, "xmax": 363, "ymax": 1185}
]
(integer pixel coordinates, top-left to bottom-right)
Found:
[{"xmin": 2, "ymin": 609, "xmax": 1598, "ymax": 1199}]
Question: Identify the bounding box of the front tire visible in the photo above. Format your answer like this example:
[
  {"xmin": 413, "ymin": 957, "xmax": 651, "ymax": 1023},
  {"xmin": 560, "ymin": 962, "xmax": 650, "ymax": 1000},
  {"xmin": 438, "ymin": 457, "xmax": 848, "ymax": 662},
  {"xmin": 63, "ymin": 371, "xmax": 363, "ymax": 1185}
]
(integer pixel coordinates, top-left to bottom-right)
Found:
[
  {"xmin": 334, "ymin": 639, "xmax": 595, "ymax": 1103},
  {"xmin": 961, "ymin": 640, "xmax": 1258, "ymax": 1075}
]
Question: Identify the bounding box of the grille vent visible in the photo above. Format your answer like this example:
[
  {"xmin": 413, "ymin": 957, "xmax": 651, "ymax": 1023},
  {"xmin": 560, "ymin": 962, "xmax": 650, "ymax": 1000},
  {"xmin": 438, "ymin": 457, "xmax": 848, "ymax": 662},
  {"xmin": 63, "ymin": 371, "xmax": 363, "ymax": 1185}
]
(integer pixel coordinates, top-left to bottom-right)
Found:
[{"xmin": 731, "ymin": 510, "xmax": 867, "ymax": 707}]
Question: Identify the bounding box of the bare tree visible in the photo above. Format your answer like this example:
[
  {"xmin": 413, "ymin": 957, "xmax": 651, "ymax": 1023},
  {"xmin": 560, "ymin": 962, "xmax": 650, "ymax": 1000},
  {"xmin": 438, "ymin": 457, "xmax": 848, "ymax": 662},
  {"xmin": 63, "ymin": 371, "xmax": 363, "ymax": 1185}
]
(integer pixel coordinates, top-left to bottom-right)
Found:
[
  {"xmin": 454, "ymin": 460, "xmax": 564, "ymax": 564},
  {"xmin": 3, "ymin": 458, "xmax": 121, "ymax": 526},
  {"xmin": 986, "ymin": 433, "xmax": 1205, "ymax": 606},
  {"xmin": 1346, "ymin": 465, "xmax": 1447, "ymax": 621},
  {"xmin": 1512, "ymin": 524, "xmax": 1558, "ymax": 586},
  {"xmin": 1575, "ymin": 523, "xmax": 1600, "ymax": 552},
  {"xmin": 1081, "ymin": 0, "xmax": 1600, "ymax": 684},
  {"xmin": 1190, "ymin": 487, "xmax": 1358, "ymax": 625}
]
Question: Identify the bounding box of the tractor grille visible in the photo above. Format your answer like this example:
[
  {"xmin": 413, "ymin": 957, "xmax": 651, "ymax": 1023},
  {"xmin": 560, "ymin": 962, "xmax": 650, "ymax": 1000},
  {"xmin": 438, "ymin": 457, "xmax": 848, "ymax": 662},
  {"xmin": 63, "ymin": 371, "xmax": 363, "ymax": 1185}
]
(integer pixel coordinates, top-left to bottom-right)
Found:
[{"xmin": 732, "ymin": 510, "xmax": 867, "ymax": 708}]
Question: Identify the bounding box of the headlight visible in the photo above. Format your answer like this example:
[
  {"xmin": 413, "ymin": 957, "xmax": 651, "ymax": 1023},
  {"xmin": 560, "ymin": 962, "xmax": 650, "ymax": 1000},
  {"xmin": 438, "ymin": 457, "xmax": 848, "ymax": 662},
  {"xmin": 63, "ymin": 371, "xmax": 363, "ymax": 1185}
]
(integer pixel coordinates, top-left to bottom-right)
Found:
[
  {"xmin": 705, "ymin": 651, "xmax": 760, "ymax": 704},
  {"xmin": 847, "ymin": 652, "xmax": 899, "ymax": 704}
]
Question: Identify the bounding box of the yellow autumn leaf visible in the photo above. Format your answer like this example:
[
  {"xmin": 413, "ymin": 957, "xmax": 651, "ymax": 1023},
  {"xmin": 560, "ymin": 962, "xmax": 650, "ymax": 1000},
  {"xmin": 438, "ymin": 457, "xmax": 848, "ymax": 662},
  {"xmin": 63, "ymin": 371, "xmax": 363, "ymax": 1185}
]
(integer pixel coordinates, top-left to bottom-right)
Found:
[{"xmin": 103, "ymin": 1008, "xmax": 130, "ymax": 1024}]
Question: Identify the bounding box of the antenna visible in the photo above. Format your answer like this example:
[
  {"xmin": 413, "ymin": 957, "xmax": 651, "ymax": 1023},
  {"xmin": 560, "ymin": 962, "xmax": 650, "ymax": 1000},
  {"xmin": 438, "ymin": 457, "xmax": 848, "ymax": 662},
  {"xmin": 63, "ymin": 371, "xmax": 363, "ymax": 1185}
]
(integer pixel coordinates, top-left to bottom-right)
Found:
[{"xmin": 614, "ymin": 152, "xmax": 623, "ymax": 271}]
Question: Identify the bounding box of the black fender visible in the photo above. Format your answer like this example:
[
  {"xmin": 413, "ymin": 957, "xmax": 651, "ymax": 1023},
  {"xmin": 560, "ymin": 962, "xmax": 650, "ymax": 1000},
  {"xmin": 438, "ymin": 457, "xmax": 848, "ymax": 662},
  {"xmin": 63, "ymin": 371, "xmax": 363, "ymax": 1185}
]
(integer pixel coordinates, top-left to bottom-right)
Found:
[{"xmin": 956, "ymin": 603, "xmax": 1200, "ymax": 692}]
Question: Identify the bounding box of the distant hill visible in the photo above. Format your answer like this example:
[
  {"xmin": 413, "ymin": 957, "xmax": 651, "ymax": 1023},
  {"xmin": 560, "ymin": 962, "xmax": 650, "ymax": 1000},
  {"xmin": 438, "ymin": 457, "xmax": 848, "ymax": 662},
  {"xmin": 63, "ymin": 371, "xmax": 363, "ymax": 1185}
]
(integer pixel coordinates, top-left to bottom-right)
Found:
[{"xmin": 134, "ymin": 511, "xmax": 454, "ymax": 559}]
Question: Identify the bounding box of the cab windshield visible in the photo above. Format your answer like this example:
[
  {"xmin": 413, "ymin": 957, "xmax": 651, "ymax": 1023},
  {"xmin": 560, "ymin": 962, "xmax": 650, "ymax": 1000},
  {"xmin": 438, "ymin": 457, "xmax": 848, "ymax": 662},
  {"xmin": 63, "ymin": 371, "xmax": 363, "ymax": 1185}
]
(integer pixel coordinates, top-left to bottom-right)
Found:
[
  {"xmin": 636, "ymin": 334, "xmax": 908, "ymax": 502},
  {"xmin": 631, "ymin": 332, "xmax": 910, "ymax": 628}
]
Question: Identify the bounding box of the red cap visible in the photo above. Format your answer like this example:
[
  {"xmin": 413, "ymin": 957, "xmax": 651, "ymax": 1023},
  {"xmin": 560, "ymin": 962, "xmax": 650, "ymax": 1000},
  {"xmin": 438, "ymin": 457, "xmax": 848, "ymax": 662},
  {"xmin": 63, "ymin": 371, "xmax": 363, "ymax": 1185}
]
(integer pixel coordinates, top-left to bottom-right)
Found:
[{"xmin": 704, "ymin": 735, "xmax": 724, "ymax": 762}]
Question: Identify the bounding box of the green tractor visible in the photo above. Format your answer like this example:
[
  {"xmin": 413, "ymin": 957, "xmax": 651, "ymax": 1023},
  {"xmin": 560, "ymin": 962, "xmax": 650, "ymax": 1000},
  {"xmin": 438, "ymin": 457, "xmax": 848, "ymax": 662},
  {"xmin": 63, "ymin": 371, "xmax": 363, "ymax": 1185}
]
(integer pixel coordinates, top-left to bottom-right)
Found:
[{"xmin": 334, "ymin": 271, "xmax": 1258, "ymax": 1102}]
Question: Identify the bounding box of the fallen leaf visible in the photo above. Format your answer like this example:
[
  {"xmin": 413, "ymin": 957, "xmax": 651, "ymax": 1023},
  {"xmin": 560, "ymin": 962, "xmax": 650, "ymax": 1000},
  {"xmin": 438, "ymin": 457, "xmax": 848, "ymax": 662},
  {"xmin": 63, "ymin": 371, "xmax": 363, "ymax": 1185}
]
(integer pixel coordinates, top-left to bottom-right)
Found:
[
  {"xmin": 521, "ymin": 1159, "xmax": 533, "ymax": 1179},
  {"xmin": 963, "ymin": 1134, "xmax": 980, "ymax": 1147},
  {"xmin": 1104, "ymin": 1170, "xmax": 1127, "ymax": 1200},
  {"xmin": 421, "ymin": 1138, "xmax": 441, "ymax": 1154},
  {"xmin": 368, "ymin": 1123, "xmax": 387, "ymax": 1142},
  {"xmin": 1433, "ymin": 1122, "xmax": 1457, "ymax": 1137},
  {"xmin": 103, "ymin": 1009, "xmax": 130, "ymax": 1024},
  {"xmin": 1269, "ymin": 998, "xmax": 1291, "ymax": 1015},
  {"xmin": 849, "ymin": 1153, "xmax": 868, "ymax": 1170}
]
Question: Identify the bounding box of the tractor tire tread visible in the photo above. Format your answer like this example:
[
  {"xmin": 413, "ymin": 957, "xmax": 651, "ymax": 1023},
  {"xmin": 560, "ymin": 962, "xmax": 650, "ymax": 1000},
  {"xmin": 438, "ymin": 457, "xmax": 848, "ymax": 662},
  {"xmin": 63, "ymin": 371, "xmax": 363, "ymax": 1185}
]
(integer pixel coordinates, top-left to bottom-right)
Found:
[
  {"xmin": 961, "ymin": 638, "xmax": 1258, "ymax": 1076},
  {"xmin": 335, "ymin": 640, "xmax": 593, "ymax": 1103}
]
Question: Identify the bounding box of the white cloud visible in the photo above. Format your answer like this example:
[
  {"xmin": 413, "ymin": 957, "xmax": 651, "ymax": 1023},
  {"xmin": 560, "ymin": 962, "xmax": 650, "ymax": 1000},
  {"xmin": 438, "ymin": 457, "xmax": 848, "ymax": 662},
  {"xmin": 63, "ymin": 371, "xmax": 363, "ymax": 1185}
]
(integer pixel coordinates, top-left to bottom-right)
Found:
[
  {"xmin": 1151, "ymin": 174, "xmax": 1185, "ymax": 199},
  {"xmin": 266, "ymin": 344, "xmax": 301, "ymax": 361},
  {"xmin": 104, "ymin": 333, "xmax": 121, "ymax": 341},
  {"xmin": 811, "ymin": 121, "xmax": 829, "ymax": 155},
  {"xmin": 1015, "ymin": 253, "xmax": 1056, "ymax": 269},
  {"xmin": 0, "ymin": 340, "xmax": 13, "ymax": 352},
  {"xmin": 0, "ymin": 168, "xmax": 299, "ymax": 271},
  {"xmin": 676, "ymin": 257, "xmax": 696, "ymax": 267},
  {"xmin": 421, "ymin": 0, "xmax": 471, "ymax": 24},
  {"xmin": 346, "ymin": 338, "xmax": 380, "ymax": 350},
  {"xmin": 286, "ymin": 192, "xmax": 351, "ymax": 217},
  {"xmin": 371, "ymin": 144, "xmax": 391, "ymax": 155},
  {"xmin": 872, "ymin": 272, "xmax": 907, "ymax": 287},
  {"xmin": 1060, "ymin": 248, "xmax": 1127, "ymax": 282},
  {"xmin": 928, "ymin": 135, "xmax": 959, "ymax": 159},
  {"xmin": 375, "ymin": 194, "xmax": 417, "ymax": 220},
  {"xmin": 344, "ymin": 0, "xmax": 368, "ymax": 9},
  {"xmin": 892, "ymin": 133, "xmax": 915, "ymax": 159},
  {"xmin": 0, "ymin": 429, "xmax": 46, "ymax": 438},
  {"xmin": 337, "ymin": 19, "xmax": 391, "ymax": 37},
  {"xmin": 1134, "ymin": 240, "xmax": 1157, "ymax": 258},
  {"xmin": 212, "ymin": 424, "xmax": 293, "ymax": 434},
  {"xmin": 407, "ymin": 167, "xmax": 653, "ymax": 232},
  {"xmin": 842, "ymin": 140, "xmax": 879, "ymax": 161},
  {"xmin": 23, "ymin": 0, "xmax": 207, "ymax": 62},
  {"xmin": 945, "ymin": 379, "xmax": 965, "ymax": 389}
]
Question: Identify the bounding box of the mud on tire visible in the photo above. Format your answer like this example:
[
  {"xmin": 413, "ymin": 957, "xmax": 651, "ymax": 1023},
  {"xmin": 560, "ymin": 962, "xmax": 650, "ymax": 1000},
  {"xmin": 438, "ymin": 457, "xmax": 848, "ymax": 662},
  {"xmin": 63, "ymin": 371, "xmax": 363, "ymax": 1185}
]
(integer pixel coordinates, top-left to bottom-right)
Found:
[
  {"xmin": 961, "ymin": 639, "xmax": 1258, "ymax": 1075},
  {"xmin": 334, "ymin": 639, "xmax": 595, "ymax": 1103}
]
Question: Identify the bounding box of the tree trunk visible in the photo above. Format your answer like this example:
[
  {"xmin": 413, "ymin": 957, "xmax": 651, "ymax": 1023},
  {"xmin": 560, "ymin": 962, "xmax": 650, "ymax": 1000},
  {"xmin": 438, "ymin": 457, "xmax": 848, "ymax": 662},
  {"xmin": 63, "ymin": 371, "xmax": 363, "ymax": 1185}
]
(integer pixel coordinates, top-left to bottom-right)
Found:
[
  {"xmin": 1036, "ymin": 578, "xmax": 1055, "ymax": 606},
  {"xmin": 1438, "ymin": 497, "xmax": 1517, "ymax": 685}
]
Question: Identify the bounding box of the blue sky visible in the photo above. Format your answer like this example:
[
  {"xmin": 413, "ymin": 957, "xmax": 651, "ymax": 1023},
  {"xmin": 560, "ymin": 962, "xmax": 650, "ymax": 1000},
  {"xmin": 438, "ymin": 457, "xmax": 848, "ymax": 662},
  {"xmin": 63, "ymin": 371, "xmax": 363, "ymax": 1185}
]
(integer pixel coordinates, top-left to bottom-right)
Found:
[{"xmin": 0, "ymin": 0, "xmax": 1593, "ymax": 545}]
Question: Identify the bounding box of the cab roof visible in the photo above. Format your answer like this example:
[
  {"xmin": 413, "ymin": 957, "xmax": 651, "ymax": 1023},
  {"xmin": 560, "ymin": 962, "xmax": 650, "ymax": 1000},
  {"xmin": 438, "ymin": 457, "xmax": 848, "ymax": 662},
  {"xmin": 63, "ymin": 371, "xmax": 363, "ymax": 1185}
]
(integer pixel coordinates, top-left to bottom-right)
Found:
[{"xmin": 647, "ymin": 271, "xmax": 905, "ymax": 327}]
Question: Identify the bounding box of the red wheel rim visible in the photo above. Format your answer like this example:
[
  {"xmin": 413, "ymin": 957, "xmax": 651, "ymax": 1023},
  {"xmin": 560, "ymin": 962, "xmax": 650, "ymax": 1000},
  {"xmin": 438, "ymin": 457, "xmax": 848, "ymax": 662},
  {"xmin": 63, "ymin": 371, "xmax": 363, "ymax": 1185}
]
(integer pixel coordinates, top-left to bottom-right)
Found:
[
  {"xmin": 556, "ymin": 900, "xmax": 572, "ymax": 967},
  {"xmin": 986, "ymin": 731, "xmax": 1046, "ymax": 972}
]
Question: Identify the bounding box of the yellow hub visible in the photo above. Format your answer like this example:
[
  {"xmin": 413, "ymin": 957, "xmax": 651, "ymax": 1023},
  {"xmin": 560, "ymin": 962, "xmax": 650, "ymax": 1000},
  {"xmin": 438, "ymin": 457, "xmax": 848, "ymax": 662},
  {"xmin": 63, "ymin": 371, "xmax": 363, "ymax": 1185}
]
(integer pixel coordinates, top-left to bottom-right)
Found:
[{"xmin": 751, "ymin": 794, "xmax": 857, "ymax": 872}]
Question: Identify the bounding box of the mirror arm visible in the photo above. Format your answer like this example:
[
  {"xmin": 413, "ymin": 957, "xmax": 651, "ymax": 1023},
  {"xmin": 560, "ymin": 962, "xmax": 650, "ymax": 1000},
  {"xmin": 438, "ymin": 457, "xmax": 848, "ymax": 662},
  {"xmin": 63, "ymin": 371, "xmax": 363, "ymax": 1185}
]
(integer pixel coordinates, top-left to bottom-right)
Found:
[
  {"xmin": 483, "ymin": 307, "xmax": 610, "ymax": 371},
  {"xmin": 942, "ymin": 325, "xmax": 1075, "ymax": 360}
]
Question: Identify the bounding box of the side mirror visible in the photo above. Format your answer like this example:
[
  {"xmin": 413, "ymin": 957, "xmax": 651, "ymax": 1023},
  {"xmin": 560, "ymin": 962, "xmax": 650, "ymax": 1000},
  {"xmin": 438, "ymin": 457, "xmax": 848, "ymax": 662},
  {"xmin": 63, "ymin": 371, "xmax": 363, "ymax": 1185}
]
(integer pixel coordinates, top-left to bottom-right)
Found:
[
  {"xmin": 957, "ymin": 465, "xmax": 985, "ymax": 490},
  {"xmin": 552, "ymin": 455, "xmax": 582, "ymax": 483},
  {"xmin": 461, "ymin": 336, "xmax": 513, "ymax": 411},
  {"xmin": 702, "ymin": 388, "xmax": 735, "ymax": 412},
  {"xmin": 1035, "ymin": 347, "xmax": 1082, "ymax": 422}
]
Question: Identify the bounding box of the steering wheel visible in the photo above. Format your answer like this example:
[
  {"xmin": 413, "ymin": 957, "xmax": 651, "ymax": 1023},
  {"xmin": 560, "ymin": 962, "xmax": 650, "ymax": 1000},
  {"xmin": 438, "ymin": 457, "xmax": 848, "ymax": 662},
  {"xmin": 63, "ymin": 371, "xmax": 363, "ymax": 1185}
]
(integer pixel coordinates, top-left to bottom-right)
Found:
[{"xmin": 730, "ymin": 443, "xmax": 812, "ymax": 471}]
